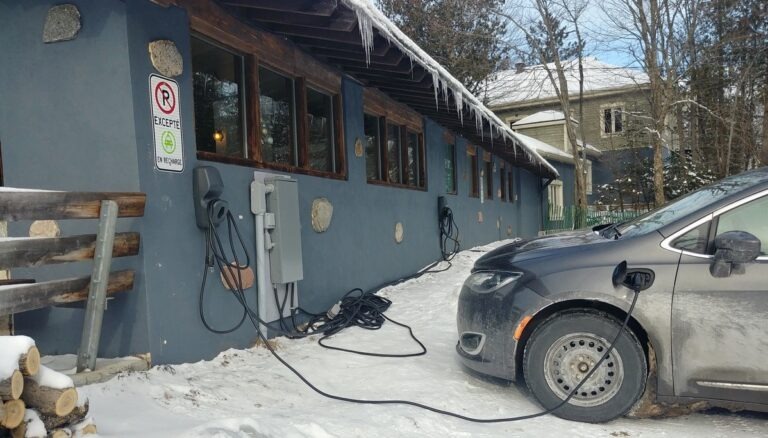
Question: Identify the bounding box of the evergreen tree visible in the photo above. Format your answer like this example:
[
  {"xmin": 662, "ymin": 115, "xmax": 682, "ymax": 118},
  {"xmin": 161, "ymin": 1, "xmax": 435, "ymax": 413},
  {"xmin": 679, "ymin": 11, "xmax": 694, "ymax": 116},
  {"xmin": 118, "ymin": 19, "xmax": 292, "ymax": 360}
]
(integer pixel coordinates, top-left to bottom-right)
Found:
[{"xmin": 377, "ymin": 0, "xmax": 507, "ymax": 94}]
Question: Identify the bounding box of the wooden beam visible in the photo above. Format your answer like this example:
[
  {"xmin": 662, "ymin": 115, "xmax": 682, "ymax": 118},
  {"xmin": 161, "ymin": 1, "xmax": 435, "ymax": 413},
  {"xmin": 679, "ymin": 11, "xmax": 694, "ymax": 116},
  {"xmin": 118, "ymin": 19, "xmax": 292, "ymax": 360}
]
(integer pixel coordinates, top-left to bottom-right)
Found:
[
  {"xmin": 0, "ymin": 192, "xmax": 145, "ymax": 221},
  {"xmin": 330, "ymin": 57, "xmax": 415, "ymax": 74},
  {"xmin": 242, "ymin": 6, "xmax": 357, "ymax": 32},
  {"xmin": 342, "ymin": 67, "xmax": 429, "ymax": 83},
  {"xmin": 222, "ymin": 0, "xmax": 338, "ymax": 16},
  {"xmin": 0, "ymin": 232, "xmax": 140, "ymax": 270},
  {"xmin": 0, "ymin": 271, "xmax": 135, "ymax": 316},
  {"xmin": 288, "ymin": 36, "xmax": 392, "ymax": 57},
  {"xmin": 264, "ymin": 23, "xmax": 363, "ymax": 44},
  {"xmin": 310, "ymin": 47, "xmax": 404, "ymax": 66}
]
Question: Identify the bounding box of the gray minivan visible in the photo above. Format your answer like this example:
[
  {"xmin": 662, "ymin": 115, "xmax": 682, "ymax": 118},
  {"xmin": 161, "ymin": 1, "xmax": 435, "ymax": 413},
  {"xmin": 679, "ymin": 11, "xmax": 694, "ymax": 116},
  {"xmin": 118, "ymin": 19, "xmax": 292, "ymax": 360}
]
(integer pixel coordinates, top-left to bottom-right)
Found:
[{"xmin": 457, "ymin": 168, "xmax": 768, "ymax": 422}]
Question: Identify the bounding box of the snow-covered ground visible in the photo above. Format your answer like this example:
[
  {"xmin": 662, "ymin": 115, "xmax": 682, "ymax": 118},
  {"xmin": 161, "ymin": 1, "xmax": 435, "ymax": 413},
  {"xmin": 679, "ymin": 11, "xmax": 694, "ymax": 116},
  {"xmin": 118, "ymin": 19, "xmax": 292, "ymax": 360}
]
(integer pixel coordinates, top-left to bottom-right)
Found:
[{"xmin": 81, "ymin": 241, "xmax": 767, "ymax": 437}]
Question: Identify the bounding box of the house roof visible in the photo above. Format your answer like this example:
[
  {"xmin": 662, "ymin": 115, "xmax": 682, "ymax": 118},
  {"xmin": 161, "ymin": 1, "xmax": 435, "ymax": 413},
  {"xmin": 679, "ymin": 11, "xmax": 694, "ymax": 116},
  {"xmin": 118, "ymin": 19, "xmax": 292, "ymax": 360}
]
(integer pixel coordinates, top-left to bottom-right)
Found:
[
  {"xmin": 218, "ymin": 0, "xmax": 558, "ymax": 178},
  {"xmin": 484, "ymin": 57, "xmax": 649, "ymax": 109},
  {"xmin": 512, "ymin": 110, "xmax": 577, "ymax": 127}
]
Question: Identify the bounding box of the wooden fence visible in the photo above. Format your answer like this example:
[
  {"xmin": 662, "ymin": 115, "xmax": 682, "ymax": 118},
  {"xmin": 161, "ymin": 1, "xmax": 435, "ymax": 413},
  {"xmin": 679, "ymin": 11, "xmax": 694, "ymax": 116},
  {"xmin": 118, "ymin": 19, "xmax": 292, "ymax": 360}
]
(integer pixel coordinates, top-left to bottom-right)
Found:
[{"xmin": 0, "ymin": 190, "xmax": 146, "ymax": 371}]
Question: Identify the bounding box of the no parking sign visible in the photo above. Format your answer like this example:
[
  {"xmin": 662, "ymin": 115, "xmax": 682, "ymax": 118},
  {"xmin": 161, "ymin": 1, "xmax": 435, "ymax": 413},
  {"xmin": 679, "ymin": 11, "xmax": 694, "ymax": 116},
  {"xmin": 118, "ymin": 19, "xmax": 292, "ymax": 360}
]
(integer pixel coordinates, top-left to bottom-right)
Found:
[{"xmin": 150, "ymin": 74, "xmax": 184, "ymax": 172}]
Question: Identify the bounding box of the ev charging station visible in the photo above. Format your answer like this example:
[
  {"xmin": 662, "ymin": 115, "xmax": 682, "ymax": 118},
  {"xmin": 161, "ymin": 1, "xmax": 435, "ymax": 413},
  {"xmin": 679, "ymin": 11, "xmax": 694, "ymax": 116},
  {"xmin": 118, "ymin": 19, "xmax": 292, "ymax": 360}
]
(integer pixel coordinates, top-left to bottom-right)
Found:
[{"xmin": 251, "ymin": 171, "xmax": 304, "ymax": 333}]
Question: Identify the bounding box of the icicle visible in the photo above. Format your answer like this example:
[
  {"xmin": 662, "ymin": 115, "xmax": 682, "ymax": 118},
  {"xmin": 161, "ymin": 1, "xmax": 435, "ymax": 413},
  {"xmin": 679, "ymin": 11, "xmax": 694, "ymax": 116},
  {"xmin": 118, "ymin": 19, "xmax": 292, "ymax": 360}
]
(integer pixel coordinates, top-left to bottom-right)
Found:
[
  {"xmin": 442, "ymin": 82, "xmax": 450, "ymax": 107},
  {"xmin": 455, "ymin": 91, "xmax": 463, "ymax": 125},
  {"xmin": 354, "ymin": 8, "xmax": 375, "ymax": 65},
  {"xmin": 431, "ymin": 70, "xmax": 440, "ymax": 109}
]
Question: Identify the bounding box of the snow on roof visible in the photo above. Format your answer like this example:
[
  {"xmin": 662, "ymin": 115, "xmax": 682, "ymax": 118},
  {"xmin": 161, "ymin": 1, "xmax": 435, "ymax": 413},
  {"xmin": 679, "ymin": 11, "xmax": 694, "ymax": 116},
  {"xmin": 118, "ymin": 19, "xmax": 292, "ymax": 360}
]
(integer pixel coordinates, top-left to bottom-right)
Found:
[
  {"xmin": 510, "ymin": 131, "xmax": 601, "ymax": 163},
  {"xmin": 341, "ymin": 0, "xmax": 558, "ymax": 177},
  {"xmin": 510, "ymin": 131, "xmax": 572, "ymax": 162},
  {"xmin": 485, "ymin": 57, "xmax": 649, "ymax": 108},
  {"xmin": 512, "ymin": 110, "xmax": 576, "ymax": 127}
]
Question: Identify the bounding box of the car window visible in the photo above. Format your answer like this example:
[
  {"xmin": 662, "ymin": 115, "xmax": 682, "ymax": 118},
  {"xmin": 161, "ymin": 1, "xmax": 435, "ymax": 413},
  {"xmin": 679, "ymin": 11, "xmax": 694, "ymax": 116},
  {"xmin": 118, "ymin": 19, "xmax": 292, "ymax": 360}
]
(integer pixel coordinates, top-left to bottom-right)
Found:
[
  {"xmin": 716, "ymin": 195, "xmax": 768, "ymax": 256},
  {"xmin": 671, "ymin": 221, "xmax": 710, "ymax": 254},
  {"xmin": 617, "ymin": 170, "xmax": 767, "ymax": 238}
]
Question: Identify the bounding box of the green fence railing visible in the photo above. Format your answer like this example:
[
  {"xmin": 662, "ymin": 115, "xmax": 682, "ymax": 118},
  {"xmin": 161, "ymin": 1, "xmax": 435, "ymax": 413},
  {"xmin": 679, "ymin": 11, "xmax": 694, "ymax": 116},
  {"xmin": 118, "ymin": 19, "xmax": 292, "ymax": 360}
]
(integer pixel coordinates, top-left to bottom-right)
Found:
[{"xmin": 543, "ymin": 205, "xmax": 649, "ymax": 235}]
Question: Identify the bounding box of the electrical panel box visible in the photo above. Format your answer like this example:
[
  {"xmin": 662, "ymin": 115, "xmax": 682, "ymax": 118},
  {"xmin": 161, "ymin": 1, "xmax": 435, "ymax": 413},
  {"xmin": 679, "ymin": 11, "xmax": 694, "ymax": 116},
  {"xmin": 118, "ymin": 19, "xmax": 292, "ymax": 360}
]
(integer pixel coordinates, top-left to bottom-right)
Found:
[{"xmin": 265, "ymin": 176, "xmax": 304, "ymax": 283}]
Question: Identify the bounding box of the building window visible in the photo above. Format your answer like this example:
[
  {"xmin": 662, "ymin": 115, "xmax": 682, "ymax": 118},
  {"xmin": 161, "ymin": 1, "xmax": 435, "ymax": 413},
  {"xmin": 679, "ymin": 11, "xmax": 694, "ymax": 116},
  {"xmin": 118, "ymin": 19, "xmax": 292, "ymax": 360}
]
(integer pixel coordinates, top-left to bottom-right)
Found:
[
  {"xmin": 508, "ymin": 169, "xmax": 515, "ymax": 202},
  {"xmin": 192, "ymin": 31, "xmax": 346, "ymax": 180},
  {"xmin": 363, "ymin": 88, "xmax": 425, "ymax": 190},
  {"xmin": 259, "ymin": 66, "xmax": 296, "ymax": 166},
  {"xmin": 191, "ymin": 37, "xmax": 246, "ymax": 158},
  {"xmin": 499, "ymin": 162, "xmax": 507, "ymax": 201},
  {"xmin": 548, "ymin": 180, "xmax": 564, "ymax": 218},
  {"xmin": 444, "ymin": 141, "xmax": 457, "ymax": 194},
  {"xmin": 406, "ymin": 131, "xmax": 424, "ymax": 187},
  {"xmin": 601, "ymin": 104, "xmax": 624, "ymax": 136},
  {"xmin": 484, "ymin": 154, "xmax": 493, "ymax": 200},
  {"xmin": 364, "ymin": 114, "xmax": 381, "ymax": 180},
  {"xmin": 306, "ymin": 87, "xmax": 335, "ymax": 172},
  {"xmin": 386, "ymin": 124, "xmax": 402, "ymax": 184},
  {"xmin": 468, "ymin": 146, "xmax": 479, "ymax": 197}
]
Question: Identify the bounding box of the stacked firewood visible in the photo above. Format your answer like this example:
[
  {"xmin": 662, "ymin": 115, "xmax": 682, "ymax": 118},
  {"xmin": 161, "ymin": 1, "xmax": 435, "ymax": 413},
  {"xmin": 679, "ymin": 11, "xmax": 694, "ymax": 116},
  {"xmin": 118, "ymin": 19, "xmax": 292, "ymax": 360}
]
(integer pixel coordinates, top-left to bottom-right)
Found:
[{"xmin": 0, "ymin": 336, "xmax": 96, "ymax": 437}]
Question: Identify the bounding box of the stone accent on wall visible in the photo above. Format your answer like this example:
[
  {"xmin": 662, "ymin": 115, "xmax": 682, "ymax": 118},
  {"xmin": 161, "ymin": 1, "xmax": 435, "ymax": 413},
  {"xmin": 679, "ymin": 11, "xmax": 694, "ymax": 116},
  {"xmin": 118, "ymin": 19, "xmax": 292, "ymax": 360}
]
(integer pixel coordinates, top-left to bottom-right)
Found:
[
  {"xmin": 42, "ymin": 4, "xmax": 81, "ymax": 43},
  {"xmin": 394, "ymin": 222, "xmax": 404, "ymax": 243},
  {"xmin": 149, "ymin": 40, "xmax": 183, "ymax": 77},
  {"xmin": 477, "ymin": 211, "xmax": 483, "ymax": 223},
  {"xmin": 310, "ymin": 198, "xmax": 333, "ymax": 233},
  {"xmin": 29, "ymin": 220, "xmax": 61, "ymax": 238}
]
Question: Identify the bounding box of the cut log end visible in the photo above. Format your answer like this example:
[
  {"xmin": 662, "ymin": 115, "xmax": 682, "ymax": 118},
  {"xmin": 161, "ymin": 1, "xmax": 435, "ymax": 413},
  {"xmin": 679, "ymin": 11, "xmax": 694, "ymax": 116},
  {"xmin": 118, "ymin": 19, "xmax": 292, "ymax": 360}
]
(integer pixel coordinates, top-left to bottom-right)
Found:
[
  {"xmin": 20, "ymin": 346, "xmax": 41, "ymax": 377},
  {"xmin": 80, "ymin": 423, "xmax": 97, "ymax": 435},
  {"xmin": 54, "ymin": 388, "xmax": 78, "ymax": 418},
  {"xmin": 1, "ymin": 399, "xmax": 26, "ymax": 429},
  {"xmin": 50, "ymin": 429, "xmax": 71, "ymax": 438},
  {"xmin": 0, "ymin": 369, "xmax": 25, "ymax": 400}
]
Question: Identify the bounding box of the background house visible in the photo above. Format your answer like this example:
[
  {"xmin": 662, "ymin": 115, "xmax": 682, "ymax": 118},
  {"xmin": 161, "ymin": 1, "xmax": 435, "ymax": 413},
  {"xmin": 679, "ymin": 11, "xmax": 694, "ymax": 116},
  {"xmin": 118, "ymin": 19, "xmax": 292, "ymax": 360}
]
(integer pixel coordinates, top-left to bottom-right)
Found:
[
  {"xmin": 0, "ymin": 0, "xmax": 557, "ymax": 364},
  {"xmin": 485, "ymin": 58, "xmax": 661, "ymax": 206}
]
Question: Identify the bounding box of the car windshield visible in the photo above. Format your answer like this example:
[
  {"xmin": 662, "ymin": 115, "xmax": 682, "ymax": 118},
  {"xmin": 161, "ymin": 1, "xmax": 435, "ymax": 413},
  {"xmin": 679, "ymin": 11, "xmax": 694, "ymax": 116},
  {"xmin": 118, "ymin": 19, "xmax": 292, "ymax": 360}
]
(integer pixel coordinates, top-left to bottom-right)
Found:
[{"xmin": 616, "ymin": 169, "xmax": 767, "ymax": 238}]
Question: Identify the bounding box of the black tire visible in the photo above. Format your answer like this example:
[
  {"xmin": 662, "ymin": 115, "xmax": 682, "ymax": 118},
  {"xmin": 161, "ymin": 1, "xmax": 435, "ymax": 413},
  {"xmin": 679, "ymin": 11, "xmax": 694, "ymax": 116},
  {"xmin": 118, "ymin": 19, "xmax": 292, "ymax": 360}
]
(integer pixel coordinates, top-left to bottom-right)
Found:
[{"xmin": 522, "ymin": 310, "xmax": 647, "ymax": 423}]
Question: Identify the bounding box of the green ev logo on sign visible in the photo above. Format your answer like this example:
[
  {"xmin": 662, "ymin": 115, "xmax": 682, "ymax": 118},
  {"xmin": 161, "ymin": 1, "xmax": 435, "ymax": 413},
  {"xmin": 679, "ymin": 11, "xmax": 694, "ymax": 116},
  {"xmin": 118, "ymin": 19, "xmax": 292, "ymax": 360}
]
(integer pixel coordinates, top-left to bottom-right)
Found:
[{"xmin": 161, "ymin": 131, "xmax": 177, "ymax": 154}]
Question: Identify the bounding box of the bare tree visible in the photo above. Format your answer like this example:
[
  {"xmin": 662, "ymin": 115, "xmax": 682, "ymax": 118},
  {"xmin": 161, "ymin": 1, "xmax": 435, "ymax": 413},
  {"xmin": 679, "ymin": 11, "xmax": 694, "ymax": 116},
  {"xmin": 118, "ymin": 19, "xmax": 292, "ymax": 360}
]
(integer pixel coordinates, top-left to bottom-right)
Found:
[
  {"xmin": 499, "ymin": 0, "xmax": 590, "ymax": 226},
  {"xmin": 602, "ymin": 0, "xmax": 701, "ymax": 206}
]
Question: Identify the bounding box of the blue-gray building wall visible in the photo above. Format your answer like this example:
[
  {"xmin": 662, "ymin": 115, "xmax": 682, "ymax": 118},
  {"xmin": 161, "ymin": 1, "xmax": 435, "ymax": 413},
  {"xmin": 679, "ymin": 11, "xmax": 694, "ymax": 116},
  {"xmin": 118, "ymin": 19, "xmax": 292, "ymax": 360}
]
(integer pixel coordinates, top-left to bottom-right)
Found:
[
  {"xmin": 0, "ymin": 0, "xmax": 546, "ymax": 364},
  {"xmin": 0, "ymin": 0, "xmax": 150, "ymax": 358}
]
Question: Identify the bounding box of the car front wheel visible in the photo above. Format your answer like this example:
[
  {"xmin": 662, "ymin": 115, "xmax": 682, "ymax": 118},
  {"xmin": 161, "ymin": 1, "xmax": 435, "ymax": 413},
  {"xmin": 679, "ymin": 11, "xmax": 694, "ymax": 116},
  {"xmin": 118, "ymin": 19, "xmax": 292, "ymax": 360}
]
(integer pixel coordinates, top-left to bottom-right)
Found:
[{"xmin": 522, "ymin": 310, "xmax": 647, "ymax": 423}]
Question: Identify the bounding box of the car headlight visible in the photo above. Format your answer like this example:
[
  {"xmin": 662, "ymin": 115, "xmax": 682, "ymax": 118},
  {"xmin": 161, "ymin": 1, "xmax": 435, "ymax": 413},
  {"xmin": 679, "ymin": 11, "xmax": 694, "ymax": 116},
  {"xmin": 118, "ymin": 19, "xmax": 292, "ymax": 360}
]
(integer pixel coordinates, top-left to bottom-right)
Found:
[{"xmin": 465, "ymin": 271, "xmax": 522, "ymax": 294}]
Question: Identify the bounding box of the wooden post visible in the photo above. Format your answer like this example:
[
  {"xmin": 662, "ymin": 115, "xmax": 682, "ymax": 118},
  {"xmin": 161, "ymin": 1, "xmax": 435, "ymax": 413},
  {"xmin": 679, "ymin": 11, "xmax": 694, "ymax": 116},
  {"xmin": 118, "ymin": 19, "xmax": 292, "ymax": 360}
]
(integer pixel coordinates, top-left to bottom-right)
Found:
[{"xmin": 76, "ymin": 201, "xmax": 118, "ymax": 372}]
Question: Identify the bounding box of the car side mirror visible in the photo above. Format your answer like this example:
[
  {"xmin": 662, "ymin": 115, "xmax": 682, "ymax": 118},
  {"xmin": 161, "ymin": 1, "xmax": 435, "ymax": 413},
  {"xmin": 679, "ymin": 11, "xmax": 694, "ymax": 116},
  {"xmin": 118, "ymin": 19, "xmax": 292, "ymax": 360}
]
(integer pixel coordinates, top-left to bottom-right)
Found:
[
  {"xmin": 613, "ymin": 261, "xmax": 655, "ymax": 292},
  {"xmin": 710, "ymin": 231, "xmax": 761, "ymax": 278}
]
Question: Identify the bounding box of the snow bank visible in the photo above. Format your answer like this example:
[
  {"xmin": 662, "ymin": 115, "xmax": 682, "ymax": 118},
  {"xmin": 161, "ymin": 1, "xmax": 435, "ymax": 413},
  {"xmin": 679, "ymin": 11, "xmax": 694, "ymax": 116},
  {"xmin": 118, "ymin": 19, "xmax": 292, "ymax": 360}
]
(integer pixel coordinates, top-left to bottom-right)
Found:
[
  {"xmin": 75, "ymin": 241, "xmax": 766, "ymax": 437},
  {"xmin": 341, "ymin": 0, "xmax": 559, "ymax": 177},
  {"xmin": 0, "ymin": 335, "xmax": 36, "ymax": 376}
]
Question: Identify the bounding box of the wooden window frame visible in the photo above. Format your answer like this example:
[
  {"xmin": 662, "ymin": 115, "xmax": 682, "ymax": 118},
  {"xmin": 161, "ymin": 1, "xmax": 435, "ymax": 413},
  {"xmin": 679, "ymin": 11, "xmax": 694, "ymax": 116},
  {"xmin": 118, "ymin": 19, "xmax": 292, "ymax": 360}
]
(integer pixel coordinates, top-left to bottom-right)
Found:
[
  {"xmin": 508, "ymin": 168, "xmax": 515, "ymax": 203},
  {"xmin": 364, "ymin": 88, "xmax": 426, "ymax": 191},
  {"xmin": 185, "ymin": 0, "xmax": 346, "ymax": 180},
  {"xmin": 600, "ymin": 102, "xmax": 625, "ymax": 138}
]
